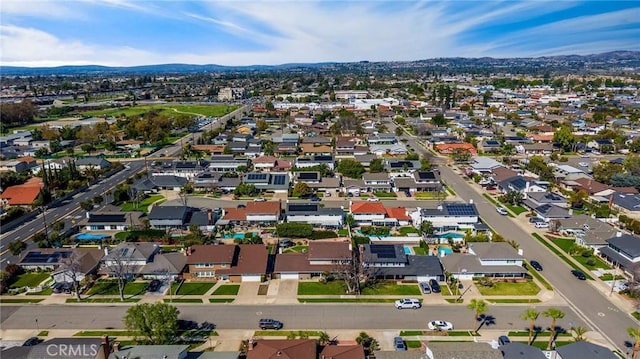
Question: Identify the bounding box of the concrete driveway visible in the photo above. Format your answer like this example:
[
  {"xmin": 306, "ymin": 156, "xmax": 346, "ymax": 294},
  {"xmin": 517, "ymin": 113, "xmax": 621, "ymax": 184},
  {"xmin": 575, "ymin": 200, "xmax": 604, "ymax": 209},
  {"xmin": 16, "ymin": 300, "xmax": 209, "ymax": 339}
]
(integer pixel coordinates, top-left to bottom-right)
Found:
[{"xmin": 266, "ymin": 279, "xmax": 298, "ymax": 304}]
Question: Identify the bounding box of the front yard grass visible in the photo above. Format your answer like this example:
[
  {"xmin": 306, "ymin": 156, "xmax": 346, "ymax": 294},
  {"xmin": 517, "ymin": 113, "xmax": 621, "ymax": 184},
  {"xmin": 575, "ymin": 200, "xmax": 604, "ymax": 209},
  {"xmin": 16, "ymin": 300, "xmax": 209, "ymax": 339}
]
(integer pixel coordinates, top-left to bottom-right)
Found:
[
  {"xmin": 361, "ymin": 281, "xmax": 421, "ymax": 296},
  {"xmin": 398, "ymin": 227, "xmax": 419, "ymax": 235},
  {"xmin": 298, "ymin": 298, "xmax": 398, "ymax": 303},
  {"xmin": 67, "ymin": 298, "xmax": 140, "ymax": 303},
  {"xmin": 474, "ymin": 280, "xmax": 540, "ymax": 296},
  {"xmin": 400, "ymin": 330, "xmax": 424, "ymax": 336},
  {"xmin": 0, "ymin": 298, "xmax": 44, "ymax": 303},
  {"xmin": 487, "ymin": 299, "xmax": 541, "ymax": 304},
  {"xmin": 211, "ymin": 284, "xmax": 240, "ymax": 295},
  {"xmin": 208, "ymin": 298, "xmax": 235, "ymax": 303},
  {"xmin": 412, "ymin": 246, "xmax": 427, "ymax": 255},
  {"xmin": 9, "ymin": 273, "xmax": 50, "ymax": 288},
  {"xmin": 505, "ymin": 204, "xmax": 528, "ymax": 215},
  {"xmin": 298, "ymin": 281, "xmax": 347, "ymax": 295},
  {"xmin": 531, "ymin": 233, "xmax": 594, "ymax": 280},
  {"xmin": 87, "ymin": 280, "xmax": 148, "ymax": 296},
  {"xmin": 26, "ymin": 287, "xmax": 53, "ymax": 295},
  {"xmin": 283, "ymin": 245, "xmax": 308, "ymax": 253},
  {"xmin": 551, "ymin": 237, "xmax": 610, "ymax": 270},
  {"xmin": 163, "ymin": 298, "xmax": 203, "ymax": 303},
  {"xmin": 171, "ymin": 282, "xmax": 216, "ymax": 296},
  {"xmin": 406, "ymin": 340, "xmax": 423, "ymax": 348},
  {"xmin": 120, "ymin": 194, "xmax": 164, "ymax": 212},
  {"xmin": 338, "ymin": 229, "xmax": 350, "ymax": 236}
]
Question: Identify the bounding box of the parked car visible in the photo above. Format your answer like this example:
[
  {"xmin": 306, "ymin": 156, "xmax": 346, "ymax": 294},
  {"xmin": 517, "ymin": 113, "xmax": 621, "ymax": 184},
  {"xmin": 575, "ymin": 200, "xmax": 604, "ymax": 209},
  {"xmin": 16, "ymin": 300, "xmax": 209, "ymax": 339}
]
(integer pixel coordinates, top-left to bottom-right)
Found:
[
  {"xmin": 571, "ymin": 269, "xmax": 587, "ymax": 280},
  {"xmin": 394, "ymin": 298, "xmax": 422, "ymax": 309},
  {"xmin": 259, "ymin": 318, "xmax": 283, "ymax": 330},
  {"xmin": 148, "ymin": 279, "xmax": 161, "ymax": 292},
  {"xmin": 310, "ymin": 196, "xmax": 321, "ymax": 202},
  {"xmin": 529, "ymin": 217, "xmax": 544, "ymax": 224},
  {"xmin": 404, "ymin": 191, "xmax": 411, "ymax": 198},
  {"xmin": 529, "ymin": 260, "xmax": 543, "ymax": 272},
  {"xmin": 427, "ymin": 320, "xmax": 454, "ymax": 331},
  {"xmin": 237, "ymin": 204, "xmax": 246, "ymax": 208},
  {"xmin": 254, "ymin": 197, "xmax": 266, "ymax": 202},
  {"xmin": 496, "ymin": 207, "xmax": 508, "ymax": 215},
  {"xmin": 23, "ymin": 337, "xmax": 41, "ymax": 346},
  {"xmin": 429, "ymin": 279, "xmax": 441, "ymax": 293},
  {"xmin": 367, "ymin": 197, "xmax": 380, "ymax": 202},
  {"xmin": 419, "ymin": 282, "xmax": 431, "ymax": 294},
  {"xmin": 278, "ymin": 239, "xmax": 294, "ymax": 248},
  {"xmin": 498, "ymin": 335, "xmax": 511, "ymax": 346},
  {"xmin": 485, "ymin": 186, "xmax": 497, "ymax": 191},
  {"xmin": 578, "ymin": 162, "xmax": 589, "ymax": 167},
  {"xmin": 394, "ymin": 337, "xmax": 407, "ymax": 351},
  {"xmin": 534, "ymin": 222, "xmax": 549, "ymax": 228}
]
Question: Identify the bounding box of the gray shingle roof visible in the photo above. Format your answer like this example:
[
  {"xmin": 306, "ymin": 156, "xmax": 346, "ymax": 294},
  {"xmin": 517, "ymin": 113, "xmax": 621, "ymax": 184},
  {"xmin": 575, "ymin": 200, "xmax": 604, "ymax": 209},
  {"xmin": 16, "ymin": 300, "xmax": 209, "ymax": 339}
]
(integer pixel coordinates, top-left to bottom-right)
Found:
[{"xmin": 555, "ymin": 341, "xmax": 618, "ymax": 359}]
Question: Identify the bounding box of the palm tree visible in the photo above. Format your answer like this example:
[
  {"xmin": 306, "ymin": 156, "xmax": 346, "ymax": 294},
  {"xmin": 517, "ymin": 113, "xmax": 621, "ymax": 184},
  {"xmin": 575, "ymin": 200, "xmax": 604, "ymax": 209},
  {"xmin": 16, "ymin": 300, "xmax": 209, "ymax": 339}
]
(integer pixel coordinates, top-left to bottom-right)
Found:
[
  {"xmin": 466, "ymin": 299, "xmax": 488, "ymax": 333},
  {"xmin": 520, "ymin": 308, "xmax": 539, "ymax": 345},
  {"xmin": 629, "ymin": 327, "xmax": 640, "ymax": 359},
  {"xmin": 571, "ymin": 326, "xmax": 588, "ymax": 342},
  {"xmin": 318, "ymin": 331, "xmax": 330, "ymax": 346},
  {"xmin": 543, "ymin": 307, "xmax": 565, "ymax": 350}
]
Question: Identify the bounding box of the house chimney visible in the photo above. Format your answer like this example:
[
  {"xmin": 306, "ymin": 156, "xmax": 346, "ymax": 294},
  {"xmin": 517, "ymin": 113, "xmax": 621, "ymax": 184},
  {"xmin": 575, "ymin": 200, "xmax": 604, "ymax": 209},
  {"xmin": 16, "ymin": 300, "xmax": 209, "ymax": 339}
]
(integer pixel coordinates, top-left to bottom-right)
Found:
[
  {"xmin": 277, "ymin": 351, "xmax": 282, "ymax": 356},
  {"xmin": 100, "ymin": 335, "xmax": 110, "ymax": 359},
  {"xmin": 617, "ymin": 232, "xmax": 623, "ymax": 237},
  {"xmin": 248, "ymin": 339, "xmax": 255, "ymax": 350},
  {"xmin": 113, "ymin": 342, "xmax": 121, "ymax": 352}
]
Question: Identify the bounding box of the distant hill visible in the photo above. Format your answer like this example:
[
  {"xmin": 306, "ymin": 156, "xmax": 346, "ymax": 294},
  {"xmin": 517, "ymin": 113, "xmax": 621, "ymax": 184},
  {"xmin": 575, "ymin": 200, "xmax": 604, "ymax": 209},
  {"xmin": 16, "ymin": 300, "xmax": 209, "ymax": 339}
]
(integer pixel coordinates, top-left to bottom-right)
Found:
[{"xmin": 1, "ymin": 51, "xmax": 638, "ymax": 76}]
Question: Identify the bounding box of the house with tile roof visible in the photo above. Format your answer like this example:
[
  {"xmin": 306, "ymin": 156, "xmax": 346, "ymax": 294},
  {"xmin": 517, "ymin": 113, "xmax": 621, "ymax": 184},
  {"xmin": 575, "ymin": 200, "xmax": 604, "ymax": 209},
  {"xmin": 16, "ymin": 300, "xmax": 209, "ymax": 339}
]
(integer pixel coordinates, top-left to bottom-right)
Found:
[
  {"xmin": 0, "ymin": 177, "xmax": 43, "ymax": 207},
  {"xmin": 246, "ymin": 339, "xmax": 316, "ymax": 359},
  {"xmin": 319, "ymin": 344, "xmax": 365, "ymax": 359},
  {"xmin": 185, "ymin": 244, "xmax": 236, "ymax": 279},
  {"xmin": 285, "ymin": 202, "xmax": 344, "ymax": 228},
  {"xmin": 350, "ymin": 201, "xmax": 387, "ymax": 225},
  {"xmin": 435, "ymin": 142, "xmax": 478, "ymax": 156},
  {"xmin": 245, "ymin": 201, "xmax": 282, "ymax": 224},
  {"xmin": 441, "ymin": 242, "xmax": 527, "ymax": 280},
  {"xmin": 274, "ymin": 241, "xmax": 352, "ymax": 280}
]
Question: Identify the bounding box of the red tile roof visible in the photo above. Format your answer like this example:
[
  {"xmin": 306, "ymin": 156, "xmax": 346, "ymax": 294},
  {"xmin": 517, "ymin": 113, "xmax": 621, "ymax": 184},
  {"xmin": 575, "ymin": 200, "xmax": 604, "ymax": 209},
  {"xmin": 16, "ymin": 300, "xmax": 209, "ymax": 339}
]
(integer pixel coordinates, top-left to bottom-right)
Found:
[
  {"xmin": 385, "ymin": 207, "xmax": 410, "ymax": 220},
  {"xmin": 223, "ymin": 207, "xmax": 247, "ymax": 221},
  {"xmin": 253, "ymin": 156, "xmax": 278, "ymax": 164},
  {"xmin": 0, "ymin": 177, "xmax": 44, "ymax": 206},
  {"xmin": 319, "ymin": 344, "xmax": 365, "ymax": 359},
  {"xmin": 350, "ymin": 202, "xmax": 386, "ymax": 214},
  {"xmin": 247, "ymin": 339, "xmax": 316, "ymax": 359},
  {"xmin": 246, "ymin": 201, "xmax": 281, "ymax": 215},
  {"xmin": 435, "ymin": 143, "xmax": 478, "ymax": 156},
  {"xmin": 218, "ymin": 244, "xmax": 268, "ymax": 276},
  {"xmin": 186, "ymin": 244, "xmax": 235, "ymax": 264},
  {"xmin": 308, "ymin": 241, "xmax": 351, "ymax": 260}
]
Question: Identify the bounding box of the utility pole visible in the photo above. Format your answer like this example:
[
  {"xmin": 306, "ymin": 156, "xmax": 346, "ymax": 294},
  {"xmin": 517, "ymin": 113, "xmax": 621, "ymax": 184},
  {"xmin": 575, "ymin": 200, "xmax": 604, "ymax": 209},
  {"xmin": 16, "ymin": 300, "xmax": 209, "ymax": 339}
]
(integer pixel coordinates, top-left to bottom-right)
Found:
[{"xmin": 41, "ymin": 206, "xmax": 49, "ymax": 239}]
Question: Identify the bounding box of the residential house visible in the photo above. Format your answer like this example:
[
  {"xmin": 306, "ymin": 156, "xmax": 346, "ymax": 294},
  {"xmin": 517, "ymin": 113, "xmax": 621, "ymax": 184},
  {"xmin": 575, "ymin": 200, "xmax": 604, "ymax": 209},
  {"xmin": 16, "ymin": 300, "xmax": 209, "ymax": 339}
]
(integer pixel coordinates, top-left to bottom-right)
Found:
[
  {"xmin": 302, "ymin": 136, "xmax": 332, "ymax": 145},
  {"xmin": 243, "ymin": 172, "xmax": 290, "ymax": 193},
  {"xmin": 556, "ymin": 215, "xmax": 617, "ymax": 250},
  {"xmin": 384, "ymin": 159, "xmax": 422, "ymax": 173},
  {"xmin": 393, "ymin": 171, "xmax": 442, "ymax": 193},
  {"xmin": 116, "ymin": 139, "xmax": 144, "ymax": 150},
  {"xmin": 185, "ymin": 244, "xmax": 236, "ymax": 279},
  {"xmin": 411, "ymin": 203, "xmax": 479, "ymax": 231},
  {"xmin": 350, "ymin": 201, "xmax": 388, "ymax": 225},
  {"xmin": 481, "ymin": 140, "xmax": 502, "ymax": 153},
  {"xmin": 434, "ymin": 143, "xmax": 478, "ymax": 156},
  {"xmin": 215, "ymin": 244, "xmax": 269, "ymax": 282},
  {"xmin": 335, "ymin": 137, "xmax": 357, "ymax": 156},
  {"xmin": 227, "ymin": 141, "xmax": 249, "ymax": 154},
  {"xmin": 500, "ymin": 343, "xmax": 546, "ymax": 359},
  {"xmin": 51, "ymin": 248, "xmax": 105, "ymax": 284},
  {"xmin": 107, "ymin": 344, "xmax": 190, "ymax": 359},
  {"xmin": 377, "ymin": 342, "xmax": 502, "ymax": 359},
  {"xmin": 517, "ymin": 142, "xmax": 554, "ymax": 154},
  {"xmin": 85, "ymin": 212, "xmax": 134, "ymax": 231},
  {"xmin": 218, "ymin": 207, "xmax": 247, "ymax": 226},
  {"xmin": 361, "ymin": 244, "xmax": 444, "ymax": 281},
  {"xmin": 148, "ymin": 206, "xmax": 190, "ymax": 229},
  {"xmin": 343, "ymin": 179, "xmax": 367, "ymax": 196},
  {"xmin": 0, "ymin": 177, "xmax": 44, "ymax": 207},
  {"xmin": 587, "ymin": 138, "xmax": 614, "ymax": 152},
  {"xmin": 137, "ymin": 252, "xmax": 187, "ymax": 280},
  {"xmin": 246, "ymin": 339, "xmax": 316, "ymax": 359},
  {"xmin": 554, "ymin": 165, "xmax": 589, "ymax": 181},
  {"xmin": 275, "ymin": 142, "xmax": 298, "ymax": 156},
  {"xmin": 354, "ymin": 154, "xmax": 377, "ymax": 168},
  {"xmin": 0, "ymin": 160, "xmax": 30, "ymax": 173},
  {"xmin": 598, "ymin": 233, "xmax": 640, "ymax": 276},
  {"xmin": 497, "ymin": 176, "xmax": 546, "ymax": 195},
  {"xmin": 470, "ymin": 157, "xmax": 504, "ymax": 174},
  {"xmin": 152, "ymin": 160, "xmax": 209, "ymax": 179},
  {"xmin": 285, "ymin": 202, "xmax": 344, "ymax": 228},
  {"xmin": 294, "ymin": 172, "xmax": 341, "ymax": 192},
  {"xmin": 295, "ymin": 155, "xmax": 336, "ymax": 170},
  {"xmin": 274, "ymin": 241, "xmax": 352, "ymax": 280},
  {"xmin": 135, "ymin": 175, "xmax": 188, "ymax": 193},
  {"xmin": 318, "ymin": 345, "xmax": 365, "ymax": 359},
  {"xmin": 610, "ymin": 192, "xmax": 640, "ymax": 218},
  {"xmin": 490, "ymin": 167, "xmax": 520, "ymax": 183},
  {"xmin": 440, "ymin": 242, "xmax": 527, "ymax": 280},
  {"xmin": 523, "ymin": 191, "xmax": 568, "ymax": 209},
  {"xmin": 369, "ymin": 142, "xmax": 408, "ymax": 156},
  {"xmin": 362, "ymin": 172, "xmax": 392, "ymax": 192},
  {"xmin": 533, "ymin": 204, "xmax": 571, "ymax": 222},
  {"xmin": 101, "ymin": 242, "xmax": 160, "ymax": 277},
  {"xmin": 208, "ymin": 155, "xmax": 250, "ymax": 172},
  {"xmin": 18, "ymin": 248, "xmax": 103, "ymax": 276},
  {"xmin": 253, "ymin": 156, "xmax": 279, "ymax": 170},
  {"xmin": 554, "ymin": 340, "xmax": 618, "ymax": 359},
  {"xmin": 245, "ymin": 201, "xmax": 281, "ymax": 224},
  {"xmin": 300, "ymin": 143, "xmax": 333, "ymax": 155},
  {"xmin": 76, "ymin": 157, "xmax": 112, "ymax": 171}
]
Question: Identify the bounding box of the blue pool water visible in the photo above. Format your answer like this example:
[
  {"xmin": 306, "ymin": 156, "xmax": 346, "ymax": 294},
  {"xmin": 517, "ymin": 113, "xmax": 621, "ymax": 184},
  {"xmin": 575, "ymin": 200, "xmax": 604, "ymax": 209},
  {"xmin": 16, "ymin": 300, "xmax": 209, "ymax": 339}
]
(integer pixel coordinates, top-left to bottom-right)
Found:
[
  {"xmin": 403, "ymin": 246, "xmax": 412, "ymax": 255},
  {"xmin": 76, "ymin": 233, "xmax": 110, "ymax": 241},
  {"xmin": 224, "ymin": 232, "xmax": 256, "ymax": 239},
  {"xmin": 438, "ymin": 246, "xmax": 453, "ymax": 255},
  {"xmin": 438, "ymin": 232, "xmax": 464, "ymax": 239}
]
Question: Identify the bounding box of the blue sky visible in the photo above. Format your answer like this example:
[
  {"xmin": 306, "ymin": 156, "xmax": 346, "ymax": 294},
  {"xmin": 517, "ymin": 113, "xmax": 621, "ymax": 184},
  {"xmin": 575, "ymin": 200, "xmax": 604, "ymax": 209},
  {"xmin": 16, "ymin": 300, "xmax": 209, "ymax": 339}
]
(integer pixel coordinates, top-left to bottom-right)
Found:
[{"xmin": 1, "ymin": 0, "xmax": 639, "ymax": 67}]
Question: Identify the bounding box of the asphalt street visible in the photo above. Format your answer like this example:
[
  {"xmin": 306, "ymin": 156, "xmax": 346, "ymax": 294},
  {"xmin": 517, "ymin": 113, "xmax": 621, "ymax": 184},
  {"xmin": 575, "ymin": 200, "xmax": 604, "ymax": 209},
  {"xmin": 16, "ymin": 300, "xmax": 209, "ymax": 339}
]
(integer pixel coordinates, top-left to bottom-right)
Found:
[
  {"xmin": 401, "ymin": 134, "xmax": 638, "ymax": 352},
  {"xmin": 0, "ymin": 304, "xmax": 583, "ymax": 332}
]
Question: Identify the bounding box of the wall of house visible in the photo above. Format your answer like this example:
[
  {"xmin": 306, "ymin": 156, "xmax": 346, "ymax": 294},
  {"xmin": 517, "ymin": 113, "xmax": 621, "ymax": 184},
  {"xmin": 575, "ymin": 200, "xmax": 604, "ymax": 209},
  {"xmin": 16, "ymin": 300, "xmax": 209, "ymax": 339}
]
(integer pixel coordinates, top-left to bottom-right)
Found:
[
  {"xmin": 246, "ymin": 214, "xmax": 279, "ymax": 222},
  {"xmin": 353, "ymin": 214, "xmax": 386, "ymax": 222},
  {"xmin": 478, "ymin": 259, "xmax": 523, "ymax": 266},
  {"xmin": 287, "ymin": 215, "xmax": 343, "ymax": 227}
]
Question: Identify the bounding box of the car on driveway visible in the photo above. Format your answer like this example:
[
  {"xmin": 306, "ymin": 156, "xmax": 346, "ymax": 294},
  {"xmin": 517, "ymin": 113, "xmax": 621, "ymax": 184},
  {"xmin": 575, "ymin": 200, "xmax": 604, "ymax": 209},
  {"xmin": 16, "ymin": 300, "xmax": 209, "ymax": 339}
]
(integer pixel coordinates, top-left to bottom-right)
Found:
[
  {"xmin": 23, "ymin": 337, "xmax": 42, "ymax": 346},
  {"xmin": 429, "ymin": 279, "xmax": 441, "ymax": 293},
  {"xmin": 428, "ymin": 320, "xmax": 454, "ymax": 331},
  {"xmin": 148, "ymin": 279, "xmax": 161, "ymax": 292},
  {"xmin": 529, "ymin": 260, "xmax": 543, "ymax": 271},
  {"xmin": 259, "ymin": 318, "xmax": 283, "ymax": 330},
  {"xmin": 496, "ymin": 207, "xmax": 508, "ymax": 215},
  {"xmin": 529, "ymin": 217, "xmax": 544, "ymax": 224},
  {"xmin": 419, "ymin": 282, "xmax": 431, "ymax": 294},
  {"xmin": 394, "ymin": 298, "xmax": 422, "ymax": 309},
  {"xmin": 498, "ymin": 335, "xmax": 511, "ymax": 346},
  {"xmin": 394, "ymin": 337, "xmax": 407, "ymax": 351},
  {"xmin": 571, "ymin": 269, "xmax": 587, "ymax": 280}
]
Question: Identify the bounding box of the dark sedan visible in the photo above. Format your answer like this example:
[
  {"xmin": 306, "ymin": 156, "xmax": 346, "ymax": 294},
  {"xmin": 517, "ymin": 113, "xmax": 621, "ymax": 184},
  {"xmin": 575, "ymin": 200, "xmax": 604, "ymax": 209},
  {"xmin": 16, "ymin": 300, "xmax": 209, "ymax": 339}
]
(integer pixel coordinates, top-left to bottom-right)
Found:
[
  {"xmin": 529, "ymin": 260, "xmax": 543, "ymax": 271},
  {"xmin": 571, "ymin": 269, "xmax": 587, "ymax": 280}
]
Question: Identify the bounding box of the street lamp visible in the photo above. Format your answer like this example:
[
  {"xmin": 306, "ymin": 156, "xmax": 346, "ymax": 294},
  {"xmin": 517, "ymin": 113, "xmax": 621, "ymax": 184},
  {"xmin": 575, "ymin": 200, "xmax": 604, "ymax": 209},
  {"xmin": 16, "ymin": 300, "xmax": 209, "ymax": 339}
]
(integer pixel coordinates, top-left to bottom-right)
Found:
[{"xmin": 35, "ymin": 318, "xmax": 39, "ymax": 331}]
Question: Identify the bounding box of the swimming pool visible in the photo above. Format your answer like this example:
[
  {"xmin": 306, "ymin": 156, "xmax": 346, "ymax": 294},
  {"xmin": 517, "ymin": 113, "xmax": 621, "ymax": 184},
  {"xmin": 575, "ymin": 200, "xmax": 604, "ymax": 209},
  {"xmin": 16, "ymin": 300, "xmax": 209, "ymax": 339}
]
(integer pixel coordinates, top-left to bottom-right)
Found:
[
  {"xmin": 224, "ymin": 232, "xmax": 256, "ymax": 239},
  {"xmin": 403, "ymin": 246, "xmax": 412, "ymax": 255},
  {"xmin": 76, "ymin": 233, "xmax": 110, "ymax": 241},
  {"xmin": 438, "ymin": 246, "xmax": 453, "ymax": 255},
  {"xmin": 438, "ymin": 232, "xmax": 464, "ymax": 239}
]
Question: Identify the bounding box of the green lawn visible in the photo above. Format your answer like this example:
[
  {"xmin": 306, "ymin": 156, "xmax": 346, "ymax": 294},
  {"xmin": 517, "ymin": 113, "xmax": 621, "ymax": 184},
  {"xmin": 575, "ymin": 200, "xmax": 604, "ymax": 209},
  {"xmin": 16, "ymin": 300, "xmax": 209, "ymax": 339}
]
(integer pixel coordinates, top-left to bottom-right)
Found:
[
  {"xmin": 361, "ymin": 282, "xmax": 421, "ymax": 296},
  {"xmin": 373, "ymin": 191, "xmax": 397, "ymax": 198},
  {"xmin": 10, "ymin": 273, "xmax": 50, "ymax": 288},
  {"xmin": 531, "ymin": 233, "xmax": 594, "ymax": 280},
  {"xmin": 415, "ymin": 192, "xmax": 441, "ymax": 200},
  {"xmin": 283, "ymin": 245, "xmax": 308, "ymax": 253},
  {"xmin": 171, "ymin": 282, "xmax": 216, "ymax": 296},
  {"xmin": 87, "ymin": 281, "xmax": 148, "ymax": 296},
  {"xmin": 552, "ymin": 238, "xmax": 575, "ymax": 252},
  {"xmin": 298, "ymin": 281, "xmax": 348, "ymax": 295},
  {"xmin": 27, "ymin": 287, "xmax": 53, "ymax": 295},
  {"xmin": 338, "ymin": 229, "xmax": 349, "ymax": 236},
  {"xmin": 406, "ymin": 340, "xmax": 423, "ymax": 348},
  {"xmin": 0, "ymin": 298, "xmax": 44, "ymax": 303},
  {"xmin": 531, "ymin": 341, "xmax": 572, "ymax": 350},
  {"xmin": 487, "ymin": 299, "xmax": 542, "ymax": 304},
  {"xmin": 298, "ymin": 298, "xmax": 398, "ymax": 303},
  {"xmin": 120, "ymin": 195, "xmax": 164, "ymax": 212},
  {"xmin": 552, "ymin": 237, "xmax": 610, "ymax": 270},
  {"xmin": 81, "ymin": 104, "xmax": 240, "ymax": 118},
  {"xmin": 67, "ymin": 298, "xmax": 140, "ymax": 303},
  {"xmin": 398, "ymin": 227, "xmax": 419, "ymax": 235},
  {"xmin": 211, "ymin": 284, "xmax": 240, "ymax": 295},
  {"xmin": 412, "ymin": 246, "xmax": 427, "ymax": 255},
  {"xmin": 163, "ymin": 298, "xmax": 203, "ymax": 303},
  {"xmin": 505, "ymin": 204, "xmax": 528, "ymax": 215},
  {"xmin": 474, "ymin": 280, "xmax": 540, "ymax": 296},
  {"xmin": 400, "ymin": 330, "xmax": 424, "ymax": 336},
  {"xmin": 208, "ymin": 298, "xmax": 235, "ymax": 303}
]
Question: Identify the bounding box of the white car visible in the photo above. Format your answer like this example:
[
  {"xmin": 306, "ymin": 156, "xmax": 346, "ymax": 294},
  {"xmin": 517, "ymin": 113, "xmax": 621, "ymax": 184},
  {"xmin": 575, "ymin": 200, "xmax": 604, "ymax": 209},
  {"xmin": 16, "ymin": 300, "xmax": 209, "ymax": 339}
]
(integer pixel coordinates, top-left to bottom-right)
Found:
[
  {"xmin": 428, "ymin": 320, "xmax": 454, "ymax": 331},
  {"xmin": 394, "ymin": 298, "xmax": 422, "ymax": 309},
  {"xmin": 496, "ymin": 207, "xmax": 508, "ymax": 215},
  {"xmin": 367, "ymin": 197, "xmax": 380, "ymax": 202},
  {"xmin": 254, "ymin": 197, "xmax": 266, "ymax": 202},
  {"xmin": 578, "ymin": 162, "xmax": 589, "ymax": 167}
]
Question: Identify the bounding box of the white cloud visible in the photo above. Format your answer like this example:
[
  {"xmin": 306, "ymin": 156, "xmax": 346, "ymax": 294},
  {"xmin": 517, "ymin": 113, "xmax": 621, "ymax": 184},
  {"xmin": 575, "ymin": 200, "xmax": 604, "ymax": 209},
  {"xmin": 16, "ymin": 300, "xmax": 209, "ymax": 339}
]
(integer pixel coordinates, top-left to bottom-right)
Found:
[{"xmin": 1, "ymin": 0, "xmax": 82, "ymax": 19}]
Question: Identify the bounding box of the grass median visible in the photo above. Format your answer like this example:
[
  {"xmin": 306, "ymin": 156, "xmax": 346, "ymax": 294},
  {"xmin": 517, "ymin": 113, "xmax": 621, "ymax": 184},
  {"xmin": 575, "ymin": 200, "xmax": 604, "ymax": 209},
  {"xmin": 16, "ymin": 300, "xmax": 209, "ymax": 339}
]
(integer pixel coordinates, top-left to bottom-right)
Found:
[{"xmin": 530, "ymin": 233, "xmax": 594, "ymax": 280}]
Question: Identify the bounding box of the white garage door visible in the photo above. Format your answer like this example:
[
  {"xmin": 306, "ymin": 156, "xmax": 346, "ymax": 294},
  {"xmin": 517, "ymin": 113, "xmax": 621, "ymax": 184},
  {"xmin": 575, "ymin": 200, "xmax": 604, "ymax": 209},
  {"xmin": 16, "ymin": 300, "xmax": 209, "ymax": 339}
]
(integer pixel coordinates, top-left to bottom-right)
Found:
[
  {"xmin": 417, "ymin": 276, "xmax": 434, "ymax": 282},
  {"xmin": 280, "ymin": 273, "xmax": 299, "ymax": 280},
  {"xmin": 242, "ymin": 275, "xmax": 262, "ymax": 282}
]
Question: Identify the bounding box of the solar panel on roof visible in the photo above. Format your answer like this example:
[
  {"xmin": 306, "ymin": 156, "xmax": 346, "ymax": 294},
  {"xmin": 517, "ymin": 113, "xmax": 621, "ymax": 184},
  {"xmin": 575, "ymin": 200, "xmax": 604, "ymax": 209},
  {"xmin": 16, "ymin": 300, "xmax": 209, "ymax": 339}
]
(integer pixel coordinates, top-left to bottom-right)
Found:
[
  {"xmin": 273, "ymin": 175, "xmax": 287, "ymax": 185},
  {"xmin": 247, "ymin": 173, "xmax": 268, "ymax": 181},
  {"xmin": 298, "ymin": 172, "xmax": 319, "ymax": 180},
  {"xmin": 370, "ymin": 245, "xmax": 398, "ymax": 259},
  {"xmin": 314, "ymin": 155, "xmax": 333, "ymax": 161},
  {"xmin": 445, "ymin": 204, "xmax": 476, "ymax": 216},
  {"xmin": 289, "ymin": 204, "xmax": 318, "ymax": 212}
]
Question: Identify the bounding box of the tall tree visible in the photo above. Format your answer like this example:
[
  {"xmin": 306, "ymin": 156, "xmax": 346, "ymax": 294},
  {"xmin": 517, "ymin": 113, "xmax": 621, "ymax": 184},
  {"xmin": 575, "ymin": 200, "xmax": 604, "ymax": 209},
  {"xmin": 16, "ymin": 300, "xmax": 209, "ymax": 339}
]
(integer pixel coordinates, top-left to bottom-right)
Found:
[
  {"xmin": 553, "ymin": 125, "xmax": 576, "ymax": 153},
  {"xmin": 104, "ymin": 246, "xmax": 136, "ymax": 301},
  {"xmin": 543, "ymin": 307, "xmax": 565, "ymax": 350},
  {"xmin": 466, "ymin": 299, "xmax": 488, "ymax": 333},
  {"xmin": 124, "ymin": 303, "xmax": 179, "ymax": 345},
  {"xmin": 520, "ymin": 308, "xmax": 539, "ymax": 345},
  {"xmin": 571, "ymin": 326, "xmax": 588, "ymax": 342},
  {"xmin": 59, "ymin": 251, "xmax": 85, "ymax": 301}
]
